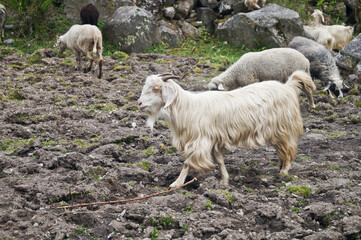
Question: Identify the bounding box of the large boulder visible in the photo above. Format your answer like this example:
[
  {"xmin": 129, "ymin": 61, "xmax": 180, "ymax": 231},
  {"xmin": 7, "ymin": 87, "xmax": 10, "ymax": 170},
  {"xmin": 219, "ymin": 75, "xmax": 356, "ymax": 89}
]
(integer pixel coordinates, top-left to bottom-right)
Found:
[
  {"xmin": 215, "ymin": 4, "xmax": 305, "ymax": 49},
  {"xmin": 63, "ymin": 0, "xmax": 135, "ymax": 23},
  {"xmin": 336, "ymin": 33, "xmax": 361, "ymax": 75},
  {"xmin": 102, "ymin": 6, "xmax": 159, "ymax": 53}
]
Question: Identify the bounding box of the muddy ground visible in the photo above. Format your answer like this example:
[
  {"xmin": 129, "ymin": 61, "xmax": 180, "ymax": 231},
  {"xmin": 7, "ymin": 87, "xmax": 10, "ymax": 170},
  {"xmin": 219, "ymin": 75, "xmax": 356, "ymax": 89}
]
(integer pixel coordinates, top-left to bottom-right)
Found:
[{"xmin": 0, "ymin": 49, "xmax": 360, "ymax": 240}]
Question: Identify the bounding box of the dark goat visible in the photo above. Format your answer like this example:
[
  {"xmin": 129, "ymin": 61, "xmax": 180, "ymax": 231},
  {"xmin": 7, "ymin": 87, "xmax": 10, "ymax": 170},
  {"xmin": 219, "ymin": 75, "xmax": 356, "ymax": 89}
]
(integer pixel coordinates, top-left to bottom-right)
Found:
[{"xmin": 80, "ymin": 4, "xmax": 99, "ymax": 26}]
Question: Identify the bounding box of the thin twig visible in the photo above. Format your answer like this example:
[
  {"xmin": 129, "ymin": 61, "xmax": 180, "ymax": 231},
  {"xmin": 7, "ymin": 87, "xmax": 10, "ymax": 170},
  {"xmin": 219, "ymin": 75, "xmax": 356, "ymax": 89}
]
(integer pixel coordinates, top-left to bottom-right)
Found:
[{"xmin": 52, "ymin": 178, "xmax": 197, "ymax": 209}]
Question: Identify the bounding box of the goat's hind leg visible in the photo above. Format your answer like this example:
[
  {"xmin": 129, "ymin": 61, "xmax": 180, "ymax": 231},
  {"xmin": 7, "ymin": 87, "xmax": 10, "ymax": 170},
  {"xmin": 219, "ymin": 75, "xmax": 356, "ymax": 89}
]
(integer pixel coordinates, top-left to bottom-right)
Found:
[{"xmin": 274, "ymin": 141, "xmax": 297, "ymax": 175}]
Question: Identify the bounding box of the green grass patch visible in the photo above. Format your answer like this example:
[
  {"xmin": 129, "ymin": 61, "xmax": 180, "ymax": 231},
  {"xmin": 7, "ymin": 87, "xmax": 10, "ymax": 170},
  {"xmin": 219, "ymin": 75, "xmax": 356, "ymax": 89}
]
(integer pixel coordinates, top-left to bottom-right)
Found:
[{"xmin": 288, "ymin": 186, "xmax": 311, "ymax": 197}]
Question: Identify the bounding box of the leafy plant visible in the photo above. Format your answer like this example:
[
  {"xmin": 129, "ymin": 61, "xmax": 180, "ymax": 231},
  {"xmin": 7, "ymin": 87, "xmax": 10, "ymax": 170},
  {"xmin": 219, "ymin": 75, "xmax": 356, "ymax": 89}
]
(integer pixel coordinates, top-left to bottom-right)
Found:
[
  {"xmin": 150, "ymin": 227, "xmax": 158, "ymax": 239},
  {"xmin": 6, "ymin": 0, "xmax": 55, "ymax": 37}
]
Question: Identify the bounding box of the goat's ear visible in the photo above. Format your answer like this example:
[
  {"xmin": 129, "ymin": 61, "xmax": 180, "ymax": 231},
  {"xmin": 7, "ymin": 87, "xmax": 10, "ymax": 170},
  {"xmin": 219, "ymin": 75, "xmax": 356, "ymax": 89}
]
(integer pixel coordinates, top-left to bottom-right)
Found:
[{"xmin": 162, "ymin": 82, "xmax": 175, "ymax": 109}]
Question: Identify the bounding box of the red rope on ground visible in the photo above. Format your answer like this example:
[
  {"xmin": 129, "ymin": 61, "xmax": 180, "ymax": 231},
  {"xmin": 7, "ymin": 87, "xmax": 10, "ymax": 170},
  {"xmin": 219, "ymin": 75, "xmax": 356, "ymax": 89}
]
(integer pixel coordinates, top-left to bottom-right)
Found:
[{"xmin": 52, "ymin": 178, "xmax": 197, "ymax": 209}]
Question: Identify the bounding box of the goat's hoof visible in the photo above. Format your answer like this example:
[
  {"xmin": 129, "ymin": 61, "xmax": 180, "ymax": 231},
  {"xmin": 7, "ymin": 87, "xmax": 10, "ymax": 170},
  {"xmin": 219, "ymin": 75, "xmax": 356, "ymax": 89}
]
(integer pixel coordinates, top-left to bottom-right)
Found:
[{"xmin": 83, "ymin": 68, "xmax": 91, "ymax": 73}]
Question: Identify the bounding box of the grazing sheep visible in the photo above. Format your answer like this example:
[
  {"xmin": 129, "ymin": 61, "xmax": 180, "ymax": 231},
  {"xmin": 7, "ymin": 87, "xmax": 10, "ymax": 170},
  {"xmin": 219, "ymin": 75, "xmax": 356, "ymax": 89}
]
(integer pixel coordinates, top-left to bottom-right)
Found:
[
  {"xmin": 305, "ymin": 9, "xmax": 354, "ymax": 51},
  {"xmin": 55, "ymin": 24, "xmax": 103, "ymax": 78},
  {"xmin": 207, "ymin": 48, "xmax": 315, "ymax": 110},
  {"xmin": 0, "ymin": 4, "xmax": 6, "ymax": 43},
  {"xmin": 138, "ymin": 71, "xmax": 316, "ymax": 188},
  {"xmin": 288, "ymin": 36, "xmax": 347, "ymax": 98},
  {"xmin": 80, "ymin": 4, "xmax": 99, "ymax": 26},
  {"xmin": 244, "ymin": 0, "xmax": 266, "ymax": 11}
]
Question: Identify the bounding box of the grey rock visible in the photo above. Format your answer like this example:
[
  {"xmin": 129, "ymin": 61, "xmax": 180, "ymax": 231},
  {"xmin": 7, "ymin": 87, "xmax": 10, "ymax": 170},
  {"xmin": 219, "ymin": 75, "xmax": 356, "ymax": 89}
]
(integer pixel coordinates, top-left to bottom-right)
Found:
[
  {"xmin": 163, "ymin": 6, "xmax": 176, "ymax": 20},
  {"xmin": 102, "ymin": 6, "xmax": 158, "ymax": 53},
  {"xmin": 174, "ymin": 0, "xmax": 197, "ymax": 20},
  {"xmin": 219, "ymin": 0, "xmax": 238, "ymax": 15},
  {"xmin": 233, "ymin": 0, "xmax": 248, "ymax": 13},
  {"xmin": 200, "ymin": 0, "xmax": 219, "ymax": 9},
  {"xmin": 215, "ymin": 4, "xmax": 305, "ymax": 49},
  {"xmin": 3, "ymin": 38, "xmax": 14, "ymax": 45},
  {"xmin": 340, "ymin": 216, "xmax": 361, "ymax": 235},
  {"xmin": 136, "ymin": 0, "xmax": 163, "ymax": 20},
  {"xmin": 158, "ymin": 25, "xmax": 185, "ymax": 48},
  {"xmin": 336, "ymin": 33, "xmax": 361, "ymax": 73},
  {"xmin": 197, "ymin": 7, "xmax": 217, "ymax": 33},
  {"xmin": 181, "ymin": 21, "xmax": 199, "ymax": 38}
]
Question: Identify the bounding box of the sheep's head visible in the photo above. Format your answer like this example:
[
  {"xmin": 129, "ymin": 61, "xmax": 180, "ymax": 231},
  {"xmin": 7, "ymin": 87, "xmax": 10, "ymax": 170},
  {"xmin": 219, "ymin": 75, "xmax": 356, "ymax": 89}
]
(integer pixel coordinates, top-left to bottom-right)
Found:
[
  {"xmin": 208, "ymin": 77, "xmax": 226, "ymax": 91},
  {"xmin": 54, "ymin": 35, "xmax": 67, "ymax": 54},
  {"xmin": 324, "ymin": 80, "xmax": 350, "ymax": 99},
  {"xmin": 138, "ymin": 73, "xmax": 179, "ymax": 130}
]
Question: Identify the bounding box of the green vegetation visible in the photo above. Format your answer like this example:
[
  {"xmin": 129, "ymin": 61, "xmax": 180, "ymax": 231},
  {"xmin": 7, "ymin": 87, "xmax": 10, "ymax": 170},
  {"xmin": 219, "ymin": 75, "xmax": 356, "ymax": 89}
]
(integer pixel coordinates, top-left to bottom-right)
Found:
[
  {"xmin": 150, "ymin": 227, "xmax": 158, "ymax": 239},
  {"xmin": 328, "ymin": 164, "xmax": 340, "ymax": 170},
  {"xmin": 145, "ymin": 29, "xmax": 250, "ymax": 69},
  {"xmin": 205, "ymin": 200, "xmax": 215, "ymax": 210},
  {"xmin": 325, "ymin": 131, "xmax": 347, "ymax": 139},
  {"xmin": 288, "ymin": 186, "xmax": 312, "ymax": 197}
]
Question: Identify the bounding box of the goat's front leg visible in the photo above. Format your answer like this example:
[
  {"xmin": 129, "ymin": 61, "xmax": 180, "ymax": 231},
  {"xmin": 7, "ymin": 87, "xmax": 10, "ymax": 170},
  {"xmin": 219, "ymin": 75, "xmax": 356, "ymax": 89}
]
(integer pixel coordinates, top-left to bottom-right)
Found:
[{"xmin": 169, "ymin": 163, "xmax": 190, "ymax": 189}]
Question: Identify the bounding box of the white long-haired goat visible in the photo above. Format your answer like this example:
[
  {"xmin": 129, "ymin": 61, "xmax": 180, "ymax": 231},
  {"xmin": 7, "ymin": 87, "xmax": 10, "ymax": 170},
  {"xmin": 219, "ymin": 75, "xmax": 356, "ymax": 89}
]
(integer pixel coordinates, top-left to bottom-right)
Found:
[
  {"xmin": 138, "ymin": 71, "xmax": 316, "ymax": 188},
  {"xmin": 304, "ymin": 9, "xmax": 353, "ymax": 51}
]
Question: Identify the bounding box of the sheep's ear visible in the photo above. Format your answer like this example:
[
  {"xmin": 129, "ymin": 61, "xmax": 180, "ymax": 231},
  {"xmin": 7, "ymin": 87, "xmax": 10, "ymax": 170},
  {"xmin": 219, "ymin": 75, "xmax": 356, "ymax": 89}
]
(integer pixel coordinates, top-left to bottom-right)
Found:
[
  {"xmin": 321, "ymin": 14, "xmax": 325, "ymax": 23},
  {"xmin": 162, "ymin": 82, "xmax": 175, "ymax": 109},
  {"xmin": 218, "ymin": 83, "xmax": 225, "ymax": 91}
]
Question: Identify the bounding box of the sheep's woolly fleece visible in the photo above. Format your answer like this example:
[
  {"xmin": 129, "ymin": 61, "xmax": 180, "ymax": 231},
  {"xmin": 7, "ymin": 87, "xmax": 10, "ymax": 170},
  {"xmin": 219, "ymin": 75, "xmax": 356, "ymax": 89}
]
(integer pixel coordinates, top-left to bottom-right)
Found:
[{"xmin": 0, "ymin": 51, "xmax": 360, "ymax": 239}]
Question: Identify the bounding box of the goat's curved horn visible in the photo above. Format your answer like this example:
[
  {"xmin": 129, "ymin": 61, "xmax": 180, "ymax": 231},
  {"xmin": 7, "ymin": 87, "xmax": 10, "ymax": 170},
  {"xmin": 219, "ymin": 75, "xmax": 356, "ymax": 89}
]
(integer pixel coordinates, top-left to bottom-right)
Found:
[{"xmin": 160, "ymin": 74, "xmax": 181, "ymax": 82}]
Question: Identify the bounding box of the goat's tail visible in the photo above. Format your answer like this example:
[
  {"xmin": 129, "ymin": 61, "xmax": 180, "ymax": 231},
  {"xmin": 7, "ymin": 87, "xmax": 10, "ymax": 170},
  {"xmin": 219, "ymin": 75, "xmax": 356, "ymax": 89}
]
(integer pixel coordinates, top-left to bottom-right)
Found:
[
  {"xmin": 286, "ymin": 70, "xmax": 315, "ymax": 95},
  {"xmin": 286, "ymin": 70, "xmax": 316, "ymax": 110}
]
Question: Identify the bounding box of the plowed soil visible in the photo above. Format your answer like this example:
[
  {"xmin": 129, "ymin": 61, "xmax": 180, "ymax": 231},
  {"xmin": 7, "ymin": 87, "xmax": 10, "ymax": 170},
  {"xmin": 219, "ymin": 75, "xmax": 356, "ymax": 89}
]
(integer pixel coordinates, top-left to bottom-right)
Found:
[{"xmin": 0, "ymin": 50, "xmax": 360, "ymax": 239}]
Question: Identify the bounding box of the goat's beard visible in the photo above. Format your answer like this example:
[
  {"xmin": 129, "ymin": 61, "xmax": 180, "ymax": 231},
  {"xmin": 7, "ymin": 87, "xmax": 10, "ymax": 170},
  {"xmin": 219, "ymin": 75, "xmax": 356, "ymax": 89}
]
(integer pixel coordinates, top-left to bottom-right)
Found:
[{"xmin": 146, "ymin": 113, "xmax": 157, "ymax": 132}]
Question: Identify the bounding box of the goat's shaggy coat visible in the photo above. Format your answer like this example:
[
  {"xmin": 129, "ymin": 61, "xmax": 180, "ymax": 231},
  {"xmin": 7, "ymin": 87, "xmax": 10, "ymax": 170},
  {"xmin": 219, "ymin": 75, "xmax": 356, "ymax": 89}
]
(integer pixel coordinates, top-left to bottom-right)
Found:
[
  {"xmin": 207, "ymin": 48, "xmax": 315, "ymax": 110},
  {"xmin": 138, "ymin": 71, "xmax": 316, "ymax": 188},
  {"xmin": 56, "ymin": 24, "xmax": 103, "ymax": 78},
  {"xmin": 80, "ymin": 4, "xmax": 99, "ymax": 26},
  {"xmin": 0, "ymin": 4, "xmax": 6, "ymax": 43}
]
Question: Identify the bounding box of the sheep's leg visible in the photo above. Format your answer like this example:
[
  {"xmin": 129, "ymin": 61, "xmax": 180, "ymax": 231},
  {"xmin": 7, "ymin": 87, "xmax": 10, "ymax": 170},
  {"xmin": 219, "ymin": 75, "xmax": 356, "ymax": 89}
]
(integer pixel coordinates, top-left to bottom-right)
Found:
[
  {"xmin": 213, "ymin": 152, "xmax": 229, "ymax": 185},
  {"xmin": 85, "ymin": 51, "xmax": 94, "ymax": 73},
  {"xmin": 274, "ymin": 141, "xmax": 297, "ymax": 175},
  {"xmin": 75, "ymin": 51, "xmax": 82, "ymax": 70},
  {"xmin": 97, "ymin": 54, "xmax": 103, "ymax": 78},
  {"xmin": 169, "ymin": 163, "xmax": 190, "ymax": 189}
]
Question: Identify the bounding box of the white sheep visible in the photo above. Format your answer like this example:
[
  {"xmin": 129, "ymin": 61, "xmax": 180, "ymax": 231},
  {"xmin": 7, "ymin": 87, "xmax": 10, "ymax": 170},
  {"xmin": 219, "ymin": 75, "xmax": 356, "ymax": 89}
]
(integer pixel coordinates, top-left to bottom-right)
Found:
[
  {"xmin": 244, "ymin": 0, "xmax": 266, "ymax": 11},
  {"xmin": 55, "ymin": 24, "xmax": 103, "ymax": 78},
  {"xmin": 288, "ymin": 36, "xmax": 347, "ymax": 98},
  {"xmin": 305, "ymin": 9, "xmax": 354, "ymax": 51},
  {"xmin": 138, "ymin": 71, "xmax": 316, "ymax": 188},
  {"xmin": 207, "ymin": 48, "xmax": 315, "ymax": 110},
  {"xmin": 0, "ymin": 4, "xmax": 6, "ymax": 43}
]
